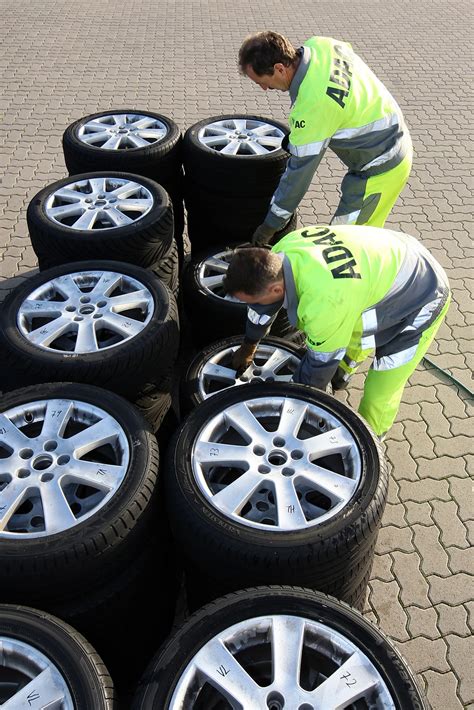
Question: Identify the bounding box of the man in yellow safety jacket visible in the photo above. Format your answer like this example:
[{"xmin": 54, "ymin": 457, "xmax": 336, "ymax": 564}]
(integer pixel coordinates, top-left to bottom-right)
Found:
[
  {"xmin": 224, "ymin": 225, "xmax": 450, "ymax": 439},
  {"xmin": 238, "ymin": 32, "xmax": 413, "ymax": 245}
]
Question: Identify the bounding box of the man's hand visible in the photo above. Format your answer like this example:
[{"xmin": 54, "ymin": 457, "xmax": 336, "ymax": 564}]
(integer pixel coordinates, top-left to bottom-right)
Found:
[
  {"xmin": 232, "ymin": 341, "xmax": 258, "ymax": 376},
  {"xmin": 251, "ymin": 223, "xmax": 276, "ymax": 246}
]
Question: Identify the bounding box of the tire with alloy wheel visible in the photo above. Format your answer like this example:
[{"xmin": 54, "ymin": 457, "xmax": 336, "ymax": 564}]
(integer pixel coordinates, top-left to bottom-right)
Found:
[
  {"xmin": 62, "ymin": 110, "xmax": 182, "ymax": 185},
  {"xmin": 0, "ymin": 260, "xmax": 179, "ymax": 397},
  {"xmin": 0, "ymin": 605, "xmax": 115, "ymax": 709},
  {"xmin": 181, "ymin": 335, "xmax": 304, "ymax": 412},
  {"xmin": 183, "ymin": 114, "xmax": 289, "ymax": 196},
  {"xmin": 150, "ymin": 238, "xmax": 180, "ymax": 299},
  {"xmin": 181, "ymin": 244, "xmax": 304, "ymax": 347},
  {"xmin": 165, "ymin": 383, "xmax": 387, "ymax": 604},
  {"xmin": 132, "ymin": 587, "xmax": 428, "ymax": 710},
  {"xmin": 0, "ymin": 382, "xmax": 160, "ymax": 602},
  {"xmin": 27, "ymin": 172, "xmax": 174, "ymax": 269}
]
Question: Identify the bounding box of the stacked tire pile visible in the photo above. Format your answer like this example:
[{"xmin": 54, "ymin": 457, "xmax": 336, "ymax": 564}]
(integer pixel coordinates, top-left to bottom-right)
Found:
[{"xmin": 0, "ymin": 110, "xmax": 428, "ymax": 709}]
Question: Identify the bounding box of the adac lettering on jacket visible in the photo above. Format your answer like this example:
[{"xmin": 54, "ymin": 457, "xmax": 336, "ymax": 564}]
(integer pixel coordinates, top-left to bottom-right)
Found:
[
  {"xmin": 326, "ymin": 44, "xmax": 353, "ymax": 109},
  {"xmin": 301, "ymin": 227, "xmax": 361, "ymax": 279},
  {"xmin": 291, "ymin": 118, "xmax": 306, "ymax": 129}
]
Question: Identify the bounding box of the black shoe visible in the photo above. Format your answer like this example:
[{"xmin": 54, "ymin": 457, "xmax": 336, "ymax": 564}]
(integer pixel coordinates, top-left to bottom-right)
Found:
[{"xmin": 331, "ymin": 368, "xmax": 351, "ymax": 391}]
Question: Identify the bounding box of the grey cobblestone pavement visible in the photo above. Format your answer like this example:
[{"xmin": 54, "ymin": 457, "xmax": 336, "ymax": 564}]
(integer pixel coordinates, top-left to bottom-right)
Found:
[{"xmin": 0, "ymin": 0, "xmax": 472, "ymax": 706}]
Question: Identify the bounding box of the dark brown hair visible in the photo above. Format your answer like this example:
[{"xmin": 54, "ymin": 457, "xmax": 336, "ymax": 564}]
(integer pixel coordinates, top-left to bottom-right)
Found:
[
  {"xmin": 223, "ymin": 248, "xmax": 283, "ymax": 296},
  {"xmin": 238, "ymin": 31, "xmax": 298, "ymax": 76}
]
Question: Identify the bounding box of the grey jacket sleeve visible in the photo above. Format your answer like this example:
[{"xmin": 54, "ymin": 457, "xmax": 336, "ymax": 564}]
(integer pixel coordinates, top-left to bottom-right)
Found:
[
  {"xmin": 292, "ymin": 345, "xmax": 346, "ymax": 389},
  {"xmin": 263, "ymin": 151, "xmax": 327, "ymax": 231},
  {"xmin": 244, "ymin": 300, "xmax": 284, "ymax": 343}
]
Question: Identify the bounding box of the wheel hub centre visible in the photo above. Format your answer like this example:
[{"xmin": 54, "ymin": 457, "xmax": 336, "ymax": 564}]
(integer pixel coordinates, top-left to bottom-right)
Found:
[
  {"xmin": 32, "ymin": 454, "xmax": 54, "ymax": 471},
  {"xmin": 268, "ymin": 450, "xmax": 288, "ymax": 466}
]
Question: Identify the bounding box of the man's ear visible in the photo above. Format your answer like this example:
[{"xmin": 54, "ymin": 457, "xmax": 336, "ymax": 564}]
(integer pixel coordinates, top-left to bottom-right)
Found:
[{"xmin": 273, "ymin": 62, "xmax": 286, "ymax": 75}]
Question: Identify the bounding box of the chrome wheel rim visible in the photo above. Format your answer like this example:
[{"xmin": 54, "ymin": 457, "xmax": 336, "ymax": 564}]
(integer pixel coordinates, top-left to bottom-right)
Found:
[
  {"xmin": 45, "ymin": 176, "xmax": 154, "ymax": 231},
  {"xmin": 192, "ymin": 395, "xmax": 361, "ymax": 531},
  {"xmin": 77, "ymin": 112, "xmax": 168, "ymax": 150},
  {"xmin": 0, "ymin": 397, "xmax": 130, "ymax": 538},
  {"xmin": 0, "ymin": 637, "xmax": 74, "ymax": 708},
  {"xmin": 198, "ymin": 118, "xmax": 285, "ymax": 155},
  {"xmin": 17, "ymin": 269, "xmax": 154, "ymax": 353},
  {"xmin": 197, "ymin": 343, "xmax": 301, "ymax": 401},
  {"xmin": 170, "ymin": 614, "xmax": 395, "ymax": 708},
  {"xmin": 198, "ymin": 249, "xmax": 242, "ymax": 302}
]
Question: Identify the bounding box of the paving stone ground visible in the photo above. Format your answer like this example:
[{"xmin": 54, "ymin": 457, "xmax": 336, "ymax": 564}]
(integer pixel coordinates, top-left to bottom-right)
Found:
[{"xmin": 0, "ymin": 0, "xmax": 472, "ymax": 706}]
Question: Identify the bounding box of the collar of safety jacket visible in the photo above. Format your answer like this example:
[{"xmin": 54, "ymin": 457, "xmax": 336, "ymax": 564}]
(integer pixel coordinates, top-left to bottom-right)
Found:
[
  {"xmin": 279, "ymin": 253, "xmax": 299, "ymax": 326},
  {"xmin": 289, "ymin": 45, "xmax": 311, "ymax": 105}
]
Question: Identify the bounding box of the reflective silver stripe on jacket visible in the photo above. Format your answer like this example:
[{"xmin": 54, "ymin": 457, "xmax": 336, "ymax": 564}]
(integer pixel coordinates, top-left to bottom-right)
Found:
[
  {"xmin": 333, "ymin": 112, "xmax": 400, "ymax": 140},
  {"xmin": 270, "ymin": 201, "xmax": 293, "ymax": 219},
  {"xmin": 288, "ymin": 138, "xmax": 329, "ymax": 158},
  {"xmin": 331, "ymin": 210, "xmax": 361, "ymax": 225},
  {"xmin": 373, "ymin": 344, "xmax": 418, "ymax": 370},
  {"xmin": 306, "ymin": 345, "xmax": 347, "ymax": 363},
  {"xmin": 360, "ymin": 138, "xmax": 404, "ymax": 171},
  {"xmin": 248, "ymin": 309, "xmax": 272, "ymax": 326},
  {"xmin": 402, "ymin": 297, "xmax": 444, "ymax": 332},
  {"xmin": 360, "ymin": 308, "xmax": 377, "ymax": 350}
]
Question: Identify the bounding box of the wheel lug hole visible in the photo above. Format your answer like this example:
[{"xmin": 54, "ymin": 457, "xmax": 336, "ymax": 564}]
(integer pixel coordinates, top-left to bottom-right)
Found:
[
  {"xmin": 253, "ymin": 445, "xmax": 266, "ymax": 456},
  {"xmin": 273, "ymin": 436, "xmax": 285, "ymax": 447},
  {"xmin": 17, "ymin": 469, "xmax": 30, "ymax": 478},
  {"xmin": 258, "ymin": 464, "xmax": 271, "ymax": 474},
  {"xmin": 267, "ymin": 691, "xmax": 285, "ymax": 710},
  {"xmin": 40, "ymin": 473, "xmax": 54, "ymax": 483},
  {"xmin": 19, "ymin": 448, "xmax": 34, "ymax": 460},
  {"xmin": 253, "ymin": 369, "xmax": 262, "ymax": 376},
  {"xmin": 80, "ymin": 296, "xmax": 91, "ymax": 304},
  {"xmin": 291, "ymin": 450, "xmax": 304, "ymax": 460},
  {"xmin": 73, "ymin": 316, "xmax": 84, "ymax": 321},
  {"xmin": 282, "ymin": 467, "xmax": 295, "ymax": 477},
  {"xmin": 65, "ymin": 305, "xmax": 76, "ymax": 312},
  {"xmin": 96, "ymin": 300, "xmax": 107, "ymax": 308},
  {"xmin": 57, "ymin": 455, "xmax": 70, "ymax": 466},
  {"xmin": 43, "ymin": 440, "xmax": 58, "ymax": 452},
  {"xmin": 93, "ymin": 313, "xmax": 103, "ymax": 319}
]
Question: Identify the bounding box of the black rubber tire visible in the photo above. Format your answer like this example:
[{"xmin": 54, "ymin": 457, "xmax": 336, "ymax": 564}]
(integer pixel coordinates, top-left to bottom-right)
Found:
[
  {"xmin": 134, "ymin": 371, "xmax": 174, "ymax": 433},
  {"xmin": 186, "ymin": 196, "xmax": 298, "ymax": 249},
  {"xmin": 181, "ymin": 334, "xmax": 305, "ymax": 412},
  {"xmin": 150, "ymin": 238, "xmax": 180, "ymax": 299},
  {"xmin": 131, "ymin": 587, "xmax": 428, "ymax": 710},
  {"xmin": 0, "ymin": 605, "xmax": 115, "ymax": 708},
  {"xmin": 0, "ymin": 260, "xmax": 179, "ymax": 397},
  {"xmin": 27, "ymin": 172, "xmax": 174, "ymax": 269},
  {"xmin": 62, "ymin": 109, "xmax": 182, "ymax": 184},
  {"xmin": 0, "ymin": 382, "xmax": 160, "ymax": 603},
  {"xmin": 165, "ymin": 383, "xmax": 387, "ymax": 594},
  {"xmin": 183, "ymin": 114, "xmax": 289, "ymax": 197},
  {"xmin": 181, "ymin": 243, "xmax": 304, "ymax": 347}
]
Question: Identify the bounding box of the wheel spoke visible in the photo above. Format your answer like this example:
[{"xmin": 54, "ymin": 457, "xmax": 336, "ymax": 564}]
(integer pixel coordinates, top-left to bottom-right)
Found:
[
  {"xmin": 2, "ymin": 666, "xmax": 65, "ymax": 709},
  {"xmin": 232, "ymin": 118, "xmax": 247, "ymax": 132},
  {"xmin": 27, "ymin": 317, "xmax": 72, "ymax": 347},
  {"xmin": 271, "ymin": 616, "xmax": 305, "ymax": 686},
  {"xmin": 19, "ymin": 299, "xmax": 63, "ymax": 318},
  {"xmin": 300, "ymin": 427, "xmax": 354, "ymax": 459},
  {"xmin": 202, "ymin": 362, "xmax": 238, "ymax": 383},
  {"xmin": 41, "ymin": 400, "xmax": 75, "ymax": 439},
  {"xmin": 201, "ymin": 274, "xmax": 225, "ymax": 289},
  {"xmin": 0, "ymin": 414, "xmax": 34, "ymax": 449},
  {"xmin": 67, "ymin": 417, "xmax": 119, "ymax": 458},
  {"xmin": 74, "ymin": 319, "xmax": 98, "ymax": 352},
  {"xmin": 105, "ymin": 207, "xmax": 135, "ymax": 227},
  {"xmin": 137, "ymin": 128, "xmax": 167, "ymax": 141},
  {"xmin": 251, "ymin": 124, "xmax": 280, "ymax": 136},
  {"xmin": 204, "ymin": 257, "xmax": 230, "ymax": 273},
  {"xmin": 262, "ymin": 348, "xmax": 295, "ymax": 376},
  {"xmin": 194, "ymin": 441, "xmax": 252, "ymax": 466},
  {"xmin": 88, "ymin": 177, "xmax": 108, "ymax": 194},
  {"xmin": 80, "ymin": 132, "xmax": 112, "ymax": 145},
  {"xmin": 107, "ymin": 289, "xmax": 151, "ymax": 311},
  {"xmin": 109, "ymin": 181, "xmax": 142, "ymax": 199},
  {"xmin": 71, "ymin": 209, "xmax": 98, "ymax": 231},
  {"xmin": 277, "ymin": 399, "xmax": 308, "ymax": 438},
  {"xmin": 220, "ymin": 139, "xmax": 241, "ymax": 155},
  {"xmin": 115, "ymin": 198, "xmax": 151, "ymax": 212},
  {"xmin": 126, "ymin": 134, "xmax": 150, "ymax": 148},
  {"xmin": 101, "ymin": 134, "xmax": 123, "ymax": 150},
  {"xmin": 247, "ymin": 141, "xmax": 269, "ymax": 155},
  {"xmin": 53, "ymin": 187, "xmax": 82, "ymax": 202},
  {"xmin": 64, "ymin": 458, "xmax": 122, "ymax": 491},
  {"xmin": 0, "ymin": 482, "xmax": 31, "ymax": 531},
  {"xmin": 130, "ymin": 117, "xmax": 158, "ymax": 129},
  {"xmin": 297, "ymin": 467, "xmax": 357, "ymax": 503},
  {"xmin": 309, "ymin": 652, "xmax": 381, "ymax": 708},
  {"xmin": 210, "ymin": 470, "xmax": 263, "ymax": 516},
  {"xmin": 54, "ymin": 274, "xmax": 83, "ymax": 300},
  {"xmin": 48, "ymin": 203, "xmax": 84, "ymax": 220},
  {"xmin": 199, "ymin": 135, "xmax": 228, "ymax": 147},
  {"xmin": 39, "ymin": 480, "xmax": 77, "ymax": 533},
  {"xmin": 99, "ymin": 311, "xmax": 144, "ymax": 338},
  {"xmin": 274, "ymin": 477, "xmax": 307, "ymax": 528},
  {"xmin": 193, "ymin": 637, "xmax": 264, "ymax": 705},
  {"xmin": 90, "ymin": 272, "xmax": 123, "ymax": 297},
  {"xmin": 83, "ymin": 120, "xmax": 112, "ymax": 132},
  {"xmin": 223, "ymin": 402, "xmax": 270, "ymax": 442},
  {"xmin": 256, "ymin": 135, "xmax": 282, "ymax": 148}
]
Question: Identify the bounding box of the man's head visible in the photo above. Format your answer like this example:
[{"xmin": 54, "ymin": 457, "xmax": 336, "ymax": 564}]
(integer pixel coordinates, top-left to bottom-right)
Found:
[
  {"xmin": 224, "ymin": 247, "xmax": 285, "ymax": 304},
  {"xmin": 238, "ymin": 31, "xmax": 299, "ymax": 92}
]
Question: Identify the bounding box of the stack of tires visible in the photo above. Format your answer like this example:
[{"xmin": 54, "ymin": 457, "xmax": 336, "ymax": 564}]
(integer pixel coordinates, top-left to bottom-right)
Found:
[
  {"xmin": 183, "ymin": 114, "xmax": 298, "ymax": 249},
  {"xmin": 62, "ymin": 110, "xmax": 186, "ymax": 264}
]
